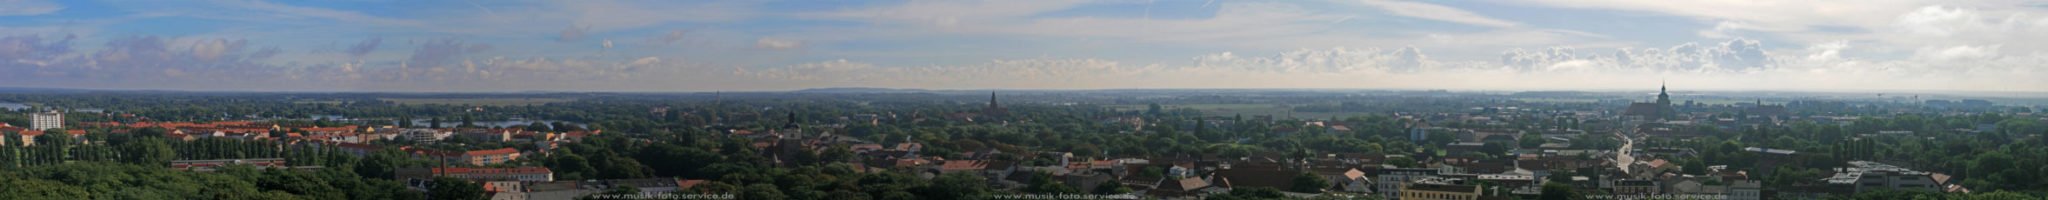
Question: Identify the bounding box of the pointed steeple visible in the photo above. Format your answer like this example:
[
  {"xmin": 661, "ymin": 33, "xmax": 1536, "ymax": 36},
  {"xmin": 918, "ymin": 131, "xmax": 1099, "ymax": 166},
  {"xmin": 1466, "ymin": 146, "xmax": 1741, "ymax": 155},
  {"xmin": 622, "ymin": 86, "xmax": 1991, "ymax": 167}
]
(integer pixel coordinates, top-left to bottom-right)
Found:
[
  {"xmin": 982, "ymin": 92, "xmax": 1008, "ymax": 117},
  {"xmin": 782, "ymin": 112, "xmax": 800, "ymax": 130},
  {"xmin": 1656, "ymin": 81, "xmax": 1671, "ymax": 105}
]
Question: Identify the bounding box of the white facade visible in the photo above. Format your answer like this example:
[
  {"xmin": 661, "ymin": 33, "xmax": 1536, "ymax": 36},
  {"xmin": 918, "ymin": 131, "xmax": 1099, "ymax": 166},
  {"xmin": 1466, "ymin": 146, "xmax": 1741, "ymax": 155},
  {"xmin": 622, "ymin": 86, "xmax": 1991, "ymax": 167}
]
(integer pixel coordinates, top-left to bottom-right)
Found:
[
  {"xmin": 30, "ymin": 111, "xmax": 61, "ymax": 131},
  {"xmin": 1376, "ymin": 168, "xmax": 1439, "ymax": 199},
  {"xmin": 401, "ymin": 129, "xmax": 451, "ymax": 142}
]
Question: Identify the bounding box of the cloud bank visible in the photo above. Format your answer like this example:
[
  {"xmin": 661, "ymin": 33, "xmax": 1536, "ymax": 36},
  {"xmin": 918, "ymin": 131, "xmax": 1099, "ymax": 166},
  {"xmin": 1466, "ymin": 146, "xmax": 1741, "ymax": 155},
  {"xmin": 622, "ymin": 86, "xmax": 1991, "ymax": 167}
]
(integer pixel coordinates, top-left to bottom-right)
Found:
[{"xmin": 1, "ymin": 1, "xmax": 2046, "ymax": 92}]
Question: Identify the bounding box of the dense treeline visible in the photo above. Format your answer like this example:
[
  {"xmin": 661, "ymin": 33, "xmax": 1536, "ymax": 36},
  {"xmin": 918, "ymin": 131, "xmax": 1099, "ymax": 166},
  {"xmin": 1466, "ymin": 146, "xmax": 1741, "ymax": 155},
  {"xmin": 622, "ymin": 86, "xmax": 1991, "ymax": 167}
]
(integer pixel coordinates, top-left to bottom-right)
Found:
[
  {"xmin": 0, "ymin": 162, "xmax": 421, "ymax": 199},
  {"xmin": 0, "ymin": 126, "xmax": 430, "ymax": 199},
  {"xmin": 1, "ymin": 128, "xmax": 366, "ymax": 169}
]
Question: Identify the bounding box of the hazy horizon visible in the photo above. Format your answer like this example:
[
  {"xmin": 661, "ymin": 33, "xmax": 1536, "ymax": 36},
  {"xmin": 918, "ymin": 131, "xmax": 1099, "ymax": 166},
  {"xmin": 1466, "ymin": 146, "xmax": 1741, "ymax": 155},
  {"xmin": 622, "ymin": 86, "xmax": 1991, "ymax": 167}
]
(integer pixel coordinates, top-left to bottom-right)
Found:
[{"xmin": 4, "ymin": 1, "xmax": 2047, "ymax": 92}]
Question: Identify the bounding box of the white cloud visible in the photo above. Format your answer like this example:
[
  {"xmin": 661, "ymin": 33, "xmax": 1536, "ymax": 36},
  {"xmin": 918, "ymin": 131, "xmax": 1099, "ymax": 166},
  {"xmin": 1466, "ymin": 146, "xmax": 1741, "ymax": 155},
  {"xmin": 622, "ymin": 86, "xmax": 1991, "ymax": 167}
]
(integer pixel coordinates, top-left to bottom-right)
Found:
[
  {"xmin": 1346, "ymin": 0, "xmax": 1519, "ymax": 28},
  {"xmin": 188, "ymin": 38, "xmax": 246, "ymax": 62},
  {"xmin": 231, "ymin": 0, "xmax": 424, "ymax": 27},
  {"xmin": 1913, "ymin": 45, "xmax": 1999, "ymax": 61},
  {"xmin": 755, "ymin": 38, "xmax": 801, "ymax": 50},
  {"xmin": 1191, "ymin": 46, "xmax": 1433, "ymax": 73},
  {"xmin": 0, "ymin": 0, "xmax": 63, "ymax": 16}
]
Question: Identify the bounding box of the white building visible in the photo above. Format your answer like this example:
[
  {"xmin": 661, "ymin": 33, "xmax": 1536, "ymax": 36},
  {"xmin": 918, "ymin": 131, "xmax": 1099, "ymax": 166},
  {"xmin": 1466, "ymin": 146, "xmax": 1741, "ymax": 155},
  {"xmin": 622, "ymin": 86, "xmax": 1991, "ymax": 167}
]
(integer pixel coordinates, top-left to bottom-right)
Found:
[
  {"xmin": 1825, "ymin": 161, "xmax": 1940, "ymax": 193},
  {"xmin": 1377, "ymin": 168, "xmax": 1440, "ymax": 199},
  {"xmin": 1729, "ymin": 180, "xmax": 1762, "ymax": 200},
  {"xmin": 400, "ymin": 128, "xmax": 452, "ymax": 142},
  {"xmin": 30, "ymin": 111, "xmax": 61, "ymax": 131}
]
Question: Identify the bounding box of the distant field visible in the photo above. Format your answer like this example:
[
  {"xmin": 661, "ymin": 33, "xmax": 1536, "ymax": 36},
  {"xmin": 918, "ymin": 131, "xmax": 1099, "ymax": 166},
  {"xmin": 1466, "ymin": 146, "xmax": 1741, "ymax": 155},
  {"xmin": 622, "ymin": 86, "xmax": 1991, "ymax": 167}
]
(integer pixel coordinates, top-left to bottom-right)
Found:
[
  {"xmin": 379, "ymin": 98, "xmax": 577, "ymax": 106},
  {"xmin": 1107, "ymin": 103, "xmax": 1376, "ymax": 119}
]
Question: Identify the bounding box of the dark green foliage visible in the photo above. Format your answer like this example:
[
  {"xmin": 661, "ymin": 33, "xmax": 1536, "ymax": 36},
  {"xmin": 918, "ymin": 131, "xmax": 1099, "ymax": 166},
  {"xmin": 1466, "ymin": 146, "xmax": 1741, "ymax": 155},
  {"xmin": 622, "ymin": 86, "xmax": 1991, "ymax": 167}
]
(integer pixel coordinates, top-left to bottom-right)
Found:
[
  {"xmin": 0, "ymin": 162, "xmax": 421, "ymax": 200},
  {"xmin": 1206, "ymin": 187, "xmax": 1287, "ymax": 200},
  {"xmin": 430, "ymin": 177, "xmax": 486, "ymax": 200},
  {"xmin": 1093, "ymin": 180, "xmax": 1132, "ymax": 195},
  {"xmin": 1289, "ymin": 172, "xmax": 1330, "ymax": 193},
  {"xmin": 1540, "ymin": 183, "xmax": 1574, "ymax": 200}
]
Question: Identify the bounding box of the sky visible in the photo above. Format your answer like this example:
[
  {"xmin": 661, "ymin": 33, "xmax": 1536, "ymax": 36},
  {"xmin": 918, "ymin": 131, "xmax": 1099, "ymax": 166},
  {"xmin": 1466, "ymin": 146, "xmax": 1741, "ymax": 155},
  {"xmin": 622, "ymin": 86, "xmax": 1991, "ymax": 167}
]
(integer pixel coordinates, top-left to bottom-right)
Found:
[{"xmin": 2, "ymin": 0, "xmax": 2046, "ymax": 92}]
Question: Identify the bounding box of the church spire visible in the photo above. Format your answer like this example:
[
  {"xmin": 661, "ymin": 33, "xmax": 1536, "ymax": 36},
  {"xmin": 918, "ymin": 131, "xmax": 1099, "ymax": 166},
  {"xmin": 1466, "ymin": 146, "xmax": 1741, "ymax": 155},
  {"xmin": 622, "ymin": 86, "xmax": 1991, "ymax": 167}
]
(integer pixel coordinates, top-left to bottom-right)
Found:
[
  {"xmin": 989, "ymin": 92, "xmax": 998, "ymax": 107},
  {"xmin": 782, "ymin": 112, "xmax": 800, "ymax": 130}
]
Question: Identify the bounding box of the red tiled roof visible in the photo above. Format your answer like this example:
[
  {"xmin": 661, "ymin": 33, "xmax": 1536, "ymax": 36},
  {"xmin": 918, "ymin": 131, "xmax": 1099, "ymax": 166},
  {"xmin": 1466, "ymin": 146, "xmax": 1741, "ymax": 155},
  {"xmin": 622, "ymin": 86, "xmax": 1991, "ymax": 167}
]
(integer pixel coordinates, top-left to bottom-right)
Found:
[
  {"xmin": 941, "ymin": 160, "xmax": 989, "ymax": 171},
  {"xmin": 677, "ymin": 179, "xmax": 708, "ymax": 189},
  {"xmin": 300, "ymin": 126, "xmax": 356, "ymax": 133},
  {"xmin": 849, "ymin": 144, "xmax": 885, "ymax": 151},
  {"xmin": 465, "ymin": 148, "xmax": 519, "ymax": 156}
]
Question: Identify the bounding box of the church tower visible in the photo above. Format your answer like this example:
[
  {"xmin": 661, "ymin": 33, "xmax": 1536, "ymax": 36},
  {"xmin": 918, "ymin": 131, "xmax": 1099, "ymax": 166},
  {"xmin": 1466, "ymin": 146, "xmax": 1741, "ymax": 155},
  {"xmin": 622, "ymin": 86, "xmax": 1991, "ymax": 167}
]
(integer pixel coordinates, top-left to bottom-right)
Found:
[
  {"xmin": 1621, "ymin": 81, "xmax": 1679, "ymax": 121},
  {"xmin": 781, "ymin": 112, "xmax": 800, "ymax": 131},
  {"xmin": 1656, "ymin": 82, "xmax": 1671, "ymax": 106},
  {"xmin": 983, "ymin": 92, "xmax": 1008, "ymax": 117},
  {"xmin": 1656, "ymin": 82, "xmax": 1675, "ymax": 119}
]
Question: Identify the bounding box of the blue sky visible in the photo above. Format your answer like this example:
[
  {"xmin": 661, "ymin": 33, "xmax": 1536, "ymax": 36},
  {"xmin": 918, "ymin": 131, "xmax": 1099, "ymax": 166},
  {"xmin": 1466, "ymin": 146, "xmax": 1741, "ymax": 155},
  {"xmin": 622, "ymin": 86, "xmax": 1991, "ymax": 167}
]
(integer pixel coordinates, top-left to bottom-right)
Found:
[{"xmin": 2, "ymin": 0, "xmax": 2047, "ymax": 92}]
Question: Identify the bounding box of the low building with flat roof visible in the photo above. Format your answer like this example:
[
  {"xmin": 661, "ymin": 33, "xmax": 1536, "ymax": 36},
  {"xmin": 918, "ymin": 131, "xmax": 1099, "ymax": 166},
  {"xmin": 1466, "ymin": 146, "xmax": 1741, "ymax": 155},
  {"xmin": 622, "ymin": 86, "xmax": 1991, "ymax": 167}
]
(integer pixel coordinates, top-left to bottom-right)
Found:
[
  {"xmin": 395, "ymin": 166, "xmax": 555, "ymax": 183},
  {"xmin": 1398, "ymin": 177, "xmax": 1479, "ymax": 200}
]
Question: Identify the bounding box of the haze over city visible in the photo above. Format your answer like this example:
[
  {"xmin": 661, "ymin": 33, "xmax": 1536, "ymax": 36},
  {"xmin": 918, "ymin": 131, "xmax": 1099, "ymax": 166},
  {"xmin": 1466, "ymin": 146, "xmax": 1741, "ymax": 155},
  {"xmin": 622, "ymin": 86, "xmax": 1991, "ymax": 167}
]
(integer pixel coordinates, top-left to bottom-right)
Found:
[{"xmin": 1, "ymin": 0, "xmax": 2045, "ymax": 92}]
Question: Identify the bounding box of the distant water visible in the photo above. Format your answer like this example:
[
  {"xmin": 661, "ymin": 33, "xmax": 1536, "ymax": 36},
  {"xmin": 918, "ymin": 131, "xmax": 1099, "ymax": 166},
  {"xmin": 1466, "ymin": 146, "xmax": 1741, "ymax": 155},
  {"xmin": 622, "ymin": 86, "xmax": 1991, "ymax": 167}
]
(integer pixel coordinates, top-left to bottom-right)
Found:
[{"xmin": 0, "ymin": 103, "xmax": 26, "ymax": 111}]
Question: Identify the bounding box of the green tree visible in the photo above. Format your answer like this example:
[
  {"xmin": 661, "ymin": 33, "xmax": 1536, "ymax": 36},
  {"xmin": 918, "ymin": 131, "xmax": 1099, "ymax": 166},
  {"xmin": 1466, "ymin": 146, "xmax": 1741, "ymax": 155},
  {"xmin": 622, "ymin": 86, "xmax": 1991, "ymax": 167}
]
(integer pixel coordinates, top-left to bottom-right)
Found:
[
  {"xmin": 526, "ymin": 122, "xmax": 552, "ymax": 132},
  {"xmin": 1680, "ymin": 159, "xmax": 1707, "ymax": 175},
  {"xmin": 1289, "ymin": 172, "xmax": 1330, "ymax": 193},
  {"xmin": 1206, "ymin": 187, "xmax": 1285, "ymax": 200},
  {"xmin": 919, "ymin": 173, "xmax": 988, "ymax": 199},
  {"xmin": 1539, "ymin": 183, "xmax": 1575, "ymax": 200},
  {"xmin": 741, "ymin": 184, "xmax": 786, "ymax": 200},
  {"xmin": 120, "ymin": 137, "xmax": 177, "ymax": 165},
  {"xmin": 1386, "ymin": 157, "xmax": 1417, "ymax": 168},
  {"xmin": 1520, "ymin": 134, "xmax": 1547, "ymax": 148},
  {"xmin": 1023, "ymin": 172, "xmax": 1080, "ymax": 194},
  {"xmin": 428, "ymin": 177, "xmax": 485, "ymax": 200}
]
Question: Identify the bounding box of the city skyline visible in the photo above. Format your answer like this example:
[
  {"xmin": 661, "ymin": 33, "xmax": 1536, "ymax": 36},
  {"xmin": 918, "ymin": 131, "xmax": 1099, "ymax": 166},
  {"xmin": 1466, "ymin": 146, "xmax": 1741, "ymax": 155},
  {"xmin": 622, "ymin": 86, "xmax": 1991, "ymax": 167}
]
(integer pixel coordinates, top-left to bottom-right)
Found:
[{"xmin": 3, "ymin": 0, "xmax": 2047, "ymax": 92}]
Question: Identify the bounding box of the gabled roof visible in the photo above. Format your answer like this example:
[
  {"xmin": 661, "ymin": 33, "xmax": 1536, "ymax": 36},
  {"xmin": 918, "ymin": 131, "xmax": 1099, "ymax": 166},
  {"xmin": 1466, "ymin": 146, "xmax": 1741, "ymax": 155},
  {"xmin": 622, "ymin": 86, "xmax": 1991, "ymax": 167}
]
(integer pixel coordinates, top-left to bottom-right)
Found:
[
  {"xmin": 465, "ymin": 148, "xmax": 519, "ymax": 156},
  {"xmin": 1159, "ymin": 177, "xmax": 1209, "ymax": 192},
  {"xmin": 677, "ymin": 179, "xmax": 708, "ymax": 189},
  {"xmin": 940, "ymin": 160, "xmax": 990, "ymax": 171}
]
